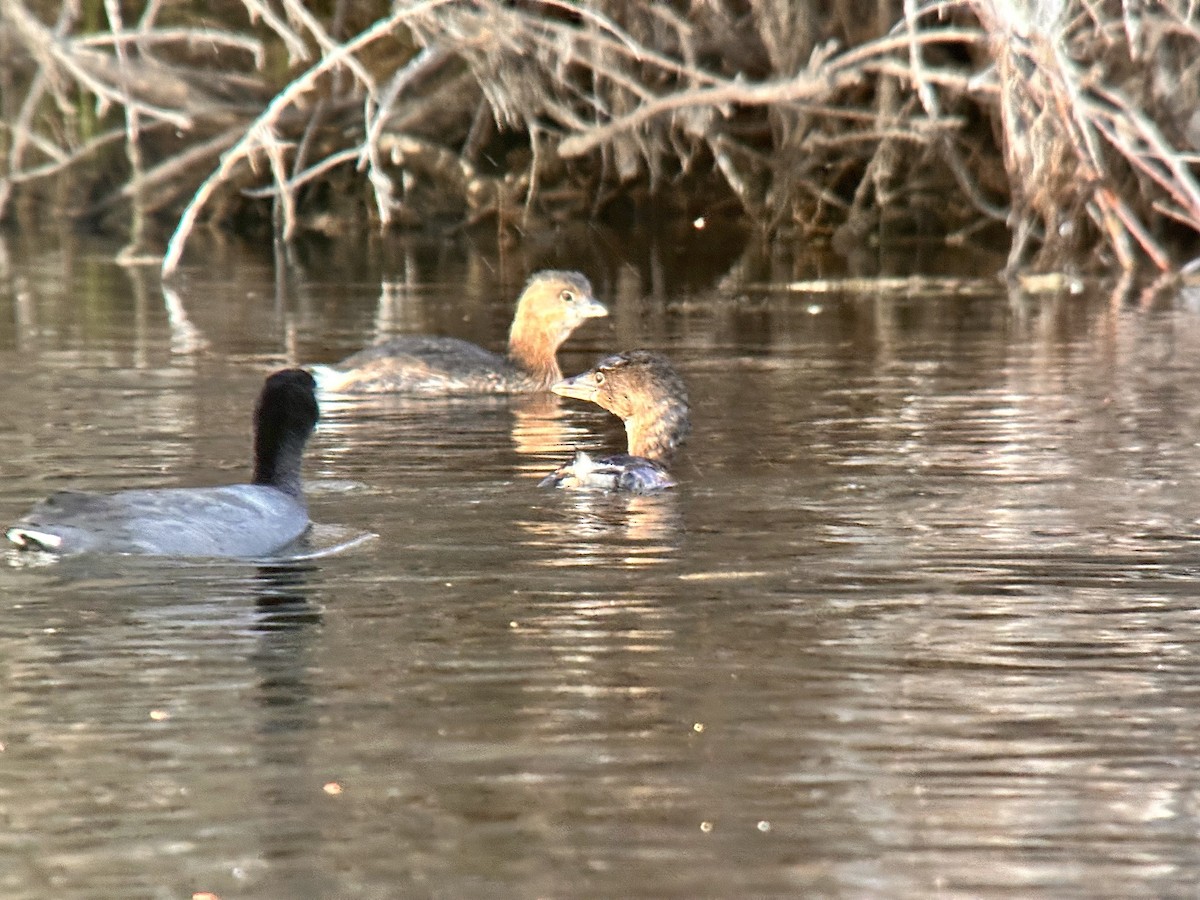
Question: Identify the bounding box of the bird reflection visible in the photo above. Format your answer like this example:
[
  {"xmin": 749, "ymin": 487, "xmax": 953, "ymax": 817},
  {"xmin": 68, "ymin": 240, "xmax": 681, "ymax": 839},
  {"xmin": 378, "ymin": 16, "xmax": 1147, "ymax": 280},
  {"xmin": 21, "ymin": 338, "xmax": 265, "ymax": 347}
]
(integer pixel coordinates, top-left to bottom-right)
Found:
[
  {"xmin": 251, "ymin": 563, "xmax": 322, "ymax": 633},
  {"xmin": 507, "ymin": 392, "xmax": 596, "ymax": 470},
  {"xmin": 246, "ymin": 563, "xmax": 339, "ymax": 896},
  {"xmin": 248, "ymin": 564, "xmax": 320, "ymax": 731},
  {"xmin": 519, "ymin": 490, "xmax": 683, "ymax": 568}
]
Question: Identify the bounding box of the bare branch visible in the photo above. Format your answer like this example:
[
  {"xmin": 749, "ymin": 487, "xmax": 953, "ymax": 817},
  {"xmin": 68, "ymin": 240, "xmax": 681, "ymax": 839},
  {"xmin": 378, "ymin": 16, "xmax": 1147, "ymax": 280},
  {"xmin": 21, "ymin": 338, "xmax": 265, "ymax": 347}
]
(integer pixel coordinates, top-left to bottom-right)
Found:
[{"xmin": 162, "ymin": 0, "xmax": 454, "ymax": 277}]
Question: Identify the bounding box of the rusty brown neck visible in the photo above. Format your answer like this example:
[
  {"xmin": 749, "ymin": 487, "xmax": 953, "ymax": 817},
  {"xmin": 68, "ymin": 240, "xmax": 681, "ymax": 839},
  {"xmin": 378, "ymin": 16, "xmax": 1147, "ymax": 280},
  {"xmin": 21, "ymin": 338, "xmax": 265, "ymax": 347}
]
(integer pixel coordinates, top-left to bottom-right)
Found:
[
  {"xmin": 507, "ymin": 318, "xmax": 563, "ymax": 389},
  {"xmin": 624, "ymin": 397, "xmax": 690, "ymax": 462}
]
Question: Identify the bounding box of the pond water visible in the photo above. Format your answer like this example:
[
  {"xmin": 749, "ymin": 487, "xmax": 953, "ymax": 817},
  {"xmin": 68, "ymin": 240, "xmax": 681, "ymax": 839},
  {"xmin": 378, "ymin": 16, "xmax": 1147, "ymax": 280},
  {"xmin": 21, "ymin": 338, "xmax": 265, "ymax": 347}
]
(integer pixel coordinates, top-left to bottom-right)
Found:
[{"xmin": 3, "ymin": 226, "xmax": 1200, "ymax": 898}]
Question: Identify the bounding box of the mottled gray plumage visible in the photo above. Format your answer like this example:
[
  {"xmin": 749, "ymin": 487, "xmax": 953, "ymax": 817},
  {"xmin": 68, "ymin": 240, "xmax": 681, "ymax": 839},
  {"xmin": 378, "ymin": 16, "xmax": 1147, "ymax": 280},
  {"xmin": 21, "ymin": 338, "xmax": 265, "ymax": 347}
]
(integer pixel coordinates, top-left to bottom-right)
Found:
[{"xmin": 323, "ymin": 337, "xmax": 533, "ymax": 394}]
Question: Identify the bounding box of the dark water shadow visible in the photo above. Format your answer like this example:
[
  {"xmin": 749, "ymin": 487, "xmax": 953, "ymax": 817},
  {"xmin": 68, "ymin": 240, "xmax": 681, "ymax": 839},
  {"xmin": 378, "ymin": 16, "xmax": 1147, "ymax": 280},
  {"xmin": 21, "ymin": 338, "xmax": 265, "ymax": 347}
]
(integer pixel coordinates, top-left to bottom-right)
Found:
[{"xmin": 242, "ymin": 562, "xmax": 342, "ymax": 899}]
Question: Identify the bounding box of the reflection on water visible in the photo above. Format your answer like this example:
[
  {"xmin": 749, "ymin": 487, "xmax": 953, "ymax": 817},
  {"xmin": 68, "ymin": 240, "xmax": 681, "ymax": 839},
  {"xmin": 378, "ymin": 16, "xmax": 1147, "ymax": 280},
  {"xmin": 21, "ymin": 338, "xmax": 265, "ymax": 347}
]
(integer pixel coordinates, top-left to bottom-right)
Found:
[
  {"xmin": 243, "ymin": 563, "xmax": 339, "ymax": 899},
  {"xmin": 251, "ymin": 564, "xmax": 322, "ymax": 632},
  {"xmin": 520, "ymin": 491, "xmax": 683, "ymax": 569},
  {"xmin": 7, "ymin": 231, "xmax": 1200, "ymax": 896},
  {"xmin": 160, "ymin": 285, "xmax": 210, "ymax": 356},
  {"xmin": 507, "ymin": 392, "xmax": 592, "ymax": 471}
]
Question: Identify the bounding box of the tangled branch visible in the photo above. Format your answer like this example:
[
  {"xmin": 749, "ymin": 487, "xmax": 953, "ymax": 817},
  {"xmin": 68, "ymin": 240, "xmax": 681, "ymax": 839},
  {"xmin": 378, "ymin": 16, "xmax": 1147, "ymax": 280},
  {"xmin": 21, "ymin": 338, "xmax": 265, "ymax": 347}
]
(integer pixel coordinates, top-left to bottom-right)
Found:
[{"xmin": 2, "ymin": 0, "xmax": 1199, "ymax": 274}]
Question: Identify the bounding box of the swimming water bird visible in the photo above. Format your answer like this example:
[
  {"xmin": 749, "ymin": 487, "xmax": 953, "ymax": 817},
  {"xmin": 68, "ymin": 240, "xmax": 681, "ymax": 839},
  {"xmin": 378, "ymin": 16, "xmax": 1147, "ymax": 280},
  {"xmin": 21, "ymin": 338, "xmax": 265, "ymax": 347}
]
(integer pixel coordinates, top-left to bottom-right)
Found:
[
  {"xmin": 6, "ymin": 369, "xmax": 320, "ymax": 557},
  {"xmin": 540, "ymin": 350, "xmax": 690, "ymax": 492},
  {"xmin": 313, "ymin": 270, "xmax": 607, "ymax": 395}
]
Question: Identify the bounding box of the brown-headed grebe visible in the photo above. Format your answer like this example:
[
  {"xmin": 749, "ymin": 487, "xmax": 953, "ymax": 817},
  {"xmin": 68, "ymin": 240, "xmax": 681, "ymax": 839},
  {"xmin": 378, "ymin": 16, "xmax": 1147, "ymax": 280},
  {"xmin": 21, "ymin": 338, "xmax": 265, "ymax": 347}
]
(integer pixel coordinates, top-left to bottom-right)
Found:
[
  {"xmin": 313, "ymin": 270, "xmax": 606, "ymax": 395},
  {"xmin": 6, "ymin": 369, "xmax": 319, "ymax": 557},
  {"xmin": 540, "ymin": 350, "xmax": 690, "ymax": 492}
]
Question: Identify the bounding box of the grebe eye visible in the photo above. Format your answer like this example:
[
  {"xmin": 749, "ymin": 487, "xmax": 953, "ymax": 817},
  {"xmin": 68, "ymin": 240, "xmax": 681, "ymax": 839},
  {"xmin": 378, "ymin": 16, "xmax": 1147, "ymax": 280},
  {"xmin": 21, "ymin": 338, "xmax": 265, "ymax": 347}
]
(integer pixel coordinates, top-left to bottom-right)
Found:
[
  {"xmin": 560, "ymin": 289, "xmax": 576, "ymax": 303},
  {"xmin": 594, "ymin": 371, "xmax": 605, "ymax": 385}
]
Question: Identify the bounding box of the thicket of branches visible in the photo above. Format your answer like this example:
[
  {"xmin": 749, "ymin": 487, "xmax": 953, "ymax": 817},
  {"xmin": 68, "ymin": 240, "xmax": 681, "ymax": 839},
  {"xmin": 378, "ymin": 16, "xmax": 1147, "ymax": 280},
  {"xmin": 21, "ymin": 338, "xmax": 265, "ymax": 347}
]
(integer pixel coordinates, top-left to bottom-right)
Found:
[{"xmin": 2, "ymin": 0, "xmax": 1199, "ymax": 275}]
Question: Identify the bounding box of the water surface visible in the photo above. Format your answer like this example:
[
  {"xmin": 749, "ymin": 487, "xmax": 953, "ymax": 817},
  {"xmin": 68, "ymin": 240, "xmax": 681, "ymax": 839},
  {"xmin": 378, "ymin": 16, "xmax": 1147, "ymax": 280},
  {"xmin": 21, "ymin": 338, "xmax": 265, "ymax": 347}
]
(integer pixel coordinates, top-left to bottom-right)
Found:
[{"xmin": 3, "ymin": 230, "xmax": 1200, "ymax": 898}]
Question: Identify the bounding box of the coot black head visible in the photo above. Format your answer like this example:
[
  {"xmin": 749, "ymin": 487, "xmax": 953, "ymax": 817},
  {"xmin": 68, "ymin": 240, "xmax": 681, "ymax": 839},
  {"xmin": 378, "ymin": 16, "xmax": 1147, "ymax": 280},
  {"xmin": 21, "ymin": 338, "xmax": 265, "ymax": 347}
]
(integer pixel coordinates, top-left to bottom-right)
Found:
[{"xmin": 253, "ymin": 368, "xmax": 319, "ymax": 497}]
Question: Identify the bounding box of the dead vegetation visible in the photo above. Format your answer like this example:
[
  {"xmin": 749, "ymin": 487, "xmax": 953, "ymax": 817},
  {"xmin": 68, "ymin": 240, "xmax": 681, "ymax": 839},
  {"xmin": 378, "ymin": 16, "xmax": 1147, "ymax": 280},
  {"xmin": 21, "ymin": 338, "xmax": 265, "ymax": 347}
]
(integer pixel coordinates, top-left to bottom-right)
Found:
[{"xmin": 1, "ymin": 0, "xmax": 1198, "ymax": 275}]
